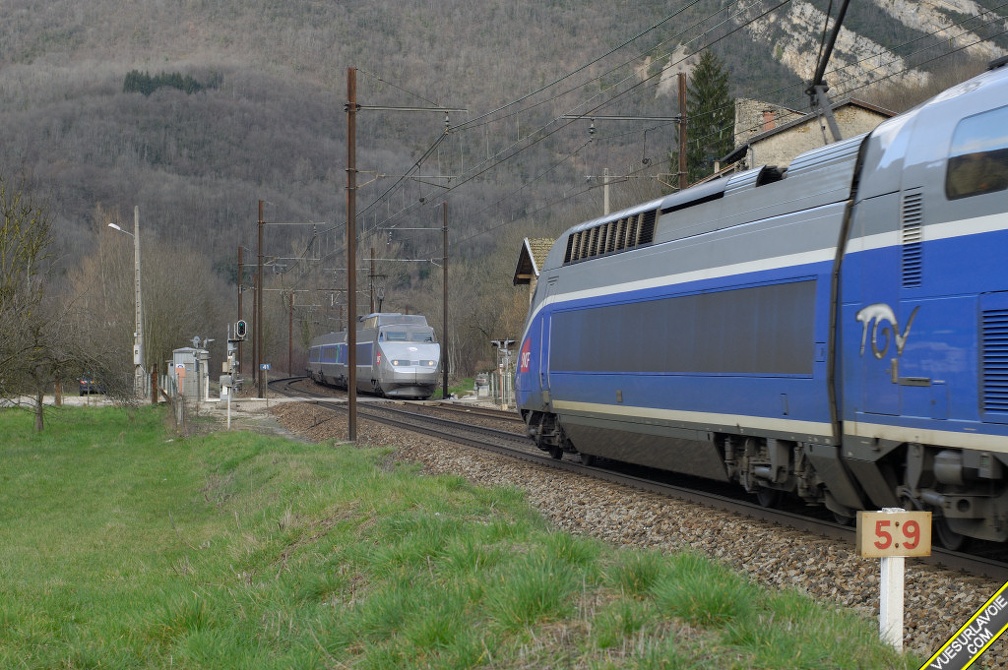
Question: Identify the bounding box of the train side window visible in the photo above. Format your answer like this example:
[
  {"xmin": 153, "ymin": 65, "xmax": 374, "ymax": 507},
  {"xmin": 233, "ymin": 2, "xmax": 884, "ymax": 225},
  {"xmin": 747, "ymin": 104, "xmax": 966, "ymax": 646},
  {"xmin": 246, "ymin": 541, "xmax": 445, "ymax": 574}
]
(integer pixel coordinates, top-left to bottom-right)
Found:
[{"xmin": 945, "ymin": 104, "xmax": 1008, "ymax": 200}]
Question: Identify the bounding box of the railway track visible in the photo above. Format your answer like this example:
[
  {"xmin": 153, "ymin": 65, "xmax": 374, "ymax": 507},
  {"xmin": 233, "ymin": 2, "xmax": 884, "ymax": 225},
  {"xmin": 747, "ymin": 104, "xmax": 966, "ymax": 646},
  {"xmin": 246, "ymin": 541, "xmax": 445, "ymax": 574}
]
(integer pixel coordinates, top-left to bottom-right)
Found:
[
  {"xmin": 431, "ymin": 401, "xmax": 523, "ymax": 423},
  {"xmin": 269, "ymin": 376, "xmax": 1008, "ymax": 580}
]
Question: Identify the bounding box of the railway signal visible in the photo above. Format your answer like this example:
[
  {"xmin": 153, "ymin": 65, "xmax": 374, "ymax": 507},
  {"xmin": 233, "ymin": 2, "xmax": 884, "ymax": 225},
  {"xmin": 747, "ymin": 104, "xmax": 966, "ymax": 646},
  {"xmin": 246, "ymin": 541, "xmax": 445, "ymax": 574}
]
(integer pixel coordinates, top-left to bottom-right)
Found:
[{"xmin": 225, "ymin": 321, "xmax": 247, "ymax": 379}]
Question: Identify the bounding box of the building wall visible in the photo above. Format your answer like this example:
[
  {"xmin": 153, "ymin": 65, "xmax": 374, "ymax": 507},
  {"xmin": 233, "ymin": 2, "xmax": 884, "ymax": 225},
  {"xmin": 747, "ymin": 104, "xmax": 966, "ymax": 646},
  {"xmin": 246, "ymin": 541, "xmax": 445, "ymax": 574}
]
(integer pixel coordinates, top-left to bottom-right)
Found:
[
  {"xmin": 748, "ymin": 106, "xmax": 889, "ymax": 169},
  {"xmin": 734, "ymin": 98, "xmax": 801, "ymax": 145}
]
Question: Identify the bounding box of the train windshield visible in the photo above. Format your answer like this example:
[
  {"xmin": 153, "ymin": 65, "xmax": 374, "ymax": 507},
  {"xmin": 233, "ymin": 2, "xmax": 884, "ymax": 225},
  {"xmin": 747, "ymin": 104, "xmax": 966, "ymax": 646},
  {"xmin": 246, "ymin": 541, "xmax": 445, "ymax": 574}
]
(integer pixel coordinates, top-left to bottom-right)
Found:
[
  {"xmin": 946, "ymin": 104, "xmax": 1008, "ymax": 199},
  {"xmin": 380, "ymin": 328, "xmax": 436, "ymax": 342}
]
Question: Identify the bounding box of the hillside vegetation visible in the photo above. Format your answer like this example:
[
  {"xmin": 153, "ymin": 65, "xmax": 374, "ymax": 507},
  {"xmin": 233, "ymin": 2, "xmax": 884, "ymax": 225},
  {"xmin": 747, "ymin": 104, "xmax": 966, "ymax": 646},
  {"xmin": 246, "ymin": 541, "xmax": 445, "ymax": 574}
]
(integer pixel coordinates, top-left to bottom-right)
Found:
[{"xmin": 0, "ymin": 0, "xmax": 1003, "ymax": 379}]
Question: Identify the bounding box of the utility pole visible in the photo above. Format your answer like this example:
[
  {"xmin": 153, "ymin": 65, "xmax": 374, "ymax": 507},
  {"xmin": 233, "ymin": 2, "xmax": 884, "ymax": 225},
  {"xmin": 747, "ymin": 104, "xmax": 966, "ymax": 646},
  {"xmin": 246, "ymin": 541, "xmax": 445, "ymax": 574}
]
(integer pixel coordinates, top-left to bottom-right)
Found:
[
  {"xmin": 253, "ymin": 206, "xmax": 321, "ymax": 396},
  {"xmin": 237, "ymin": 245, "xmax": 244, "ymax": 382},
  {"xmin": 442, "ymin": 201, "xmax": 449, "ymax": 400},
  {"xmin": 678, "ymin": 71, "xmax": 688, "ymax": 191},
  {"xmin": 344, "ymin": 73, "xmax": 465, "ymax": 418},
  {"xmin": 346, "ymin": 67, "xmax": 359, "ymax": 442},
  {"xmin": 132, "ymin": 206, "xmax": 145, "ymax": 399},
  {"xmin": 108, "ymin": 207, "xmax": 145, "ymax": 399},
  {"xmin": 252, "ymin": 222, "xmax": 327, "ymax": 394},
  {"xmin": 257, "ymin": 199, "xmax": 265, "ymax": 398},
  {"xmin": 603, "ymin": 168, "xmax": 611, "ymax": 215},
  {"xmin": 368, "ymin": 248, "xmax": 386, "ymax": 314},
  {"xmin": 288, "ymin": 291, "xmax": 294, "ymax": 374}
]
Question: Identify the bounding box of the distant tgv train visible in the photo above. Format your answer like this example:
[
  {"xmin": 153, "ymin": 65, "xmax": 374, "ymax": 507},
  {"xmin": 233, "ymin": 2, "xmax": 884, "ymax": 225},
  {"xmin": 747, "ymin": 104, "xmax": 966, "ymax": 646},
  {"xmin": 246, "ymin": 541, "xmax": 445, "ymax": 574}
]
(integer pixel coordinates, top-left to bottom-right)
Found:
[{"xmin": 307, "ymin": 312, "xmax": 441, "ymax": 400}]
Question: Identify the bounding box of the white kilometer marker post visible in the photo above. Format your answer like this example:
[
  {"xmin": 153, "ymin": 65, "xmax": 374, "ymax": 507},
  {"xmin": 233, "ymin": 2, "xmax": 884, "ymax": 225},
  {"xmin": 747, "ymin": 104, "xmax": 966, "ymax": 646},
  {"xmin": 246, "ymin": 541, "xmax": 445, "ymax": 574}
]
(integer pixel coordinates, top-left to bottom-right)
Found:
[
  {"xmin": 855, "ymin": 508, "xmax": 932, "ymax": 651},
  {"xmin": 880, "ymin": 538, "xmax": 904, "ymax": 650}
]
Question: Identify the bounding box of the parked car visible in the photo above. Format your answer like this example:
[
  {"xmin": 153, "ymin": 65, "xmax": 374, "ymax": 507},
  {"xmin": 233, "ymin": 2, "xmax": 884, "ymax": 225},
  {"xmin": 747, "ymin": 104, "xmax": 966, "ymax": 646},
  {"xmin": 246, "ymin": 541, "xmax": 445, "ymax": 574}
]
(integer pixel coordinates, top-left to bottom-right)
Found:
[{"xmin": 78, "ymin": 376, "xmax": 103, "ymax": 396}]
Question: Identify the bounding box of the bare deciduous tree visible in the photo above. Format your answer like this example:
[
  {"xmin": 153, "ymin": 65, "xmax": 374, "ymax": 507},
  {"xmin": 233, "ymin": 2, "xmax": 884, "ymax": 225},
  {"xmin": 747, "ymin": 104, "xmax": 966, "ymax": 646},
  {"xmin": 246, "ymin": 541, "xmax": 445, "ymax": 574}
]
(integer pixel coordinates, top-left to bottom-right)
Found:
[
  {"xmin": 0, "ymin": 175, "xmax": 87, "ymax": 430},
  {"xmin": 67, "ymin": 206, "xmax": 234, "ymax": 396}
]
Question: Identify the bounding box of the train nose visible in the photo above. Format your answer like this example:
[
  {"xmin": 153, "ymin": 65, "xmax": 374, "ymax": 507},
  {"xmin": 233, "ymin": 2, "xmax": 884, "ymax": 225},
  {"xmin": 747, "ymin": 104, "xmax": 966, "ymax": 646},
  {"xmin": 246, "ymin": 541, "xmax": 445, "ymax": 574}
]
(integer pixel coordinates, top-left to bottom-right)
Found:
[{"xmin": 388, "ymin": 359, "xmax": 439, "ymax": 384}]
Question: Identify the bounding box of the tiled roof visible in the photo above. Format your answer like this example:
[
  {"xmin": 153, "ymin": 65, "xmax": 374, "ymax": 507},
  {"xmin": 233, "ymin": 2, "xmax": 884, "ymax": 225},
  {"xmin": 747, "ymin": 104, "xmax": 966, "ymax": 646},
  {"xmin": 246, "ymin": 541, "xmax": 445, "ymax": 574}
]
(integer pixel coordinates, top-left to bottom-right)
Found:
[{"xmin": 513, "ymin": 237, "xmax": 554, "ymax": 285}]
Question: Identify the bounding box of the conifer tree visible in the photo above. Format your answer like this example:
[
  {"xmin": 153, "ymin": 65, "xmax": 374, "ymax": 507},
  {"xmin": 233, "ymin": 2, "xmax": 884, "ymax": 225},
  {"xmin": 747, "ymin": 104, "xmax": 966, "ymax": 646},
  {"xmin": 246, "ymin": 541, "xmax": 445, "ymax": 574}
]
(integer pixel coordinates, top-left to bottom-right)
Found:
[{"xmin": 681, "ymin": 50, "xmax": 734, "ymax": 186}]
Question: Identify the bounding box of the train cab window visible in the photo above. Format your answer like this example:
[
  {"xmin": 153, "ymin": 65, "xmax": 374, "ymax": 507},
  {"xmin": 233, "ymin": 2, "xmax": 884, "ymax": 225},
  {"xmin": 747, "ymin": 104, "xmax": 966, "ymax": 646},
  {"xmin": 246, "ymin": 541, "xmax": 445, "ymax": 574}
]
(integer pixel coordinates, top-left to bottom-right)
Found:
[{"xmin": 945, "ymin": 105, "xmax": 1008, "ymax": 200}]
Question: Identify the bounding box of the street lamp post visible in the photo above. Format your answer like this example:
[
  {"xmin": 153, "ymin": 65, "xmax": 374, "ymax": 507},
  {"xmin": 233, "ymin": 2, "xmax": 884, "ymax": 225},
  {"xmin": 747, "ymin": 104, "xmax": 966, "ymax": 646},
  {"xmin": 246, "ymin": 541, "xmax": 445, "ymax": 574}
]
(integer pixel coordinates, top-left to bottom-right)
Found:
[{"xmin": 108, "ymin": 205, "xmax": 145, "ymax": 399}]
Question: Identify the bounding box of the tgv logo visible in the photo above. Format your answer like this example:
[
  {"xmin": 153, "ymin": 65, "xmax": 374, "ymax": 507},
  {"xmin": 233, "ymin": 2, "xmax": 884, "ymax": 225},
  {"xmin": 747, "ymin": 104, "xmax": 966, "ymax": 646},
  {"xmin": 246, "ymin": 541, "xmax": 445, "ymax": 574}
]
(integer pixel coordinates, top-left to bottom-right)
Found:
[{"xmin": 855, "ymin": 303, "xmax": 920, "ymax": 359}]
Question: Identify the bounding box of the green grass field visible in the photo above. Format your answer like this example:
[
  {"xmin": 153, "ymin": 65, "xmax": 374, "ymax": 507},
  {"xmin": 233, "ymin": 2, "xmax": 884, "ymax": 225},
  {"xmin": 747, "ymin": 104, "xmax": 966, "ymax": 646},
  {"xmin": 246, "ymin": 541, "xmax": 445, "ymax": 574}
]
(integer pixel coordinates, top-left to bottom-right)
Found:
[{"xmin": 0, "ymin": 405, "xmax": 919, "ymax": 668}]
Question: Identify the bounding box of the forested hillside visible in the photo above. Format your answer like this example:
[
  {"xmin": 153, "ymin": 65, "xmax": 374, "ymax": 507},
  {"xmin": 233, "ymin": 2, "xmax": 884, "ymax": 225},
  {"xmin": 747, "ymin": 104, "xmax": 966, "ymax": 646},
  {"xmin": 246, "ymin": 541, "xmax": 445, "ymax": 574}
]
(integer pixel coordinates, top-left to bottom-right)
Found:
[{"xmin": 0, "ymin": 0, "xmax": 1004, "ymax": 383}]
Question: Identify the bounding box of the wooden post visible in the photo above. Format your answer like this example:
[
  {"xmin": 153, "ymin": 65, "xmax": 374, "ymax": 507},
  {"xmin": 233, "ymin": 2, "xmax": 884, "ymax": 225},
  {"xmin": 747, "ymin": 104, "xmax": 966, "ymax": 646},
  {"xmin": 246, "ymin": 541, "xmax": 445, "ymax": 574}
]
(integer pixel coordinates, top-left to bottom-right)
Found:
[{"xmin": 346, "ymin": 67, "xmax": 358, "ymax": 442}]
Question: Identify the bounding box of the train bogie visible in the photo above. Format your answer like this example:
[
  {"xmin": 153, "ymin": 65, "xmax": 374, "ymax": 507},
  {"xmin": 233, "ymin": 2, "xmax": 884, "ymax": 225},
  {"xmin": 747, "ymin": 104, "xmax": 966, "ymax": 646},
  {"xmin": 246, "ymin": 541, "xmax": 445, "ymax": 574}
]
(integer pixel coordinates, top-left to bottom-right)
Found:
[{"xmin": 516, "ymin": 59, "xmax": 1008, "ymax": 546}]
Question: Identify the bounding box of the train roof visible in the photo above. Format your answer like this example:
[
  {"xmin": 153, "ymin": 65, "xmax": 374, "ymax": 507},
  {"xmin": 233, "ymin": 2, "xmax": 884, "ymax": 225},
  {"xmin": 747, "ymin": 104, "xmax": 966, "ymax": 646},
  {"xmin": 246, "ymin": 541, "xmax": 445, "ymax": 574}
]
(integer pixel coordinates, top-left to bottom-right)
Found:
[
  {"xmin": 359, "ymin": 312, "xmax": 431, "ymax": 327},
  {"xmin": 539, "ymin": 59, "xmax": 1008, "ymax": 276},
  {"xmin": 544, "ymin": 135, "xmax": 864, "ymax": 272},
  {"xmin": 562, "ymin": 179, "xmax": 729, "ymax": 241},
  {"xmin": 310, "ymin": 313, "xmax": 435, "ymax": 348},
  {"xmin": 309, "ymin": 331, "xmax": 345, "ymax": 348},
  {"xmin": 858, "ymin": 56, "xmax": 1008, "ymax": 200}
]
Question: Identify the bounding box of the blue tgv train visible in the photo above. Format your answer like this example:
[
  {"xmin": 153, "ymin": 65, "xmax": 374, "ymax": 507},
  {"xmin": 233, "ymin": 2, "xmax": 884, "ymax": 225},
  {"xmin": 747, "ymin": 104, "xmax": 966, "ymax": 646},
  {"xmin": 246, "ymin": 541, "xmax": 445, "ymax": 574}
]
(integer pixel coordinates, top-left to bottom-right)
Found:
[
  {"xmin": 307, "ymin": 313, "xmax": 440, "ymax": 400},
  {"xmin": 516, "ymin": 58, "xmax": 1008, "ymax": 548}
]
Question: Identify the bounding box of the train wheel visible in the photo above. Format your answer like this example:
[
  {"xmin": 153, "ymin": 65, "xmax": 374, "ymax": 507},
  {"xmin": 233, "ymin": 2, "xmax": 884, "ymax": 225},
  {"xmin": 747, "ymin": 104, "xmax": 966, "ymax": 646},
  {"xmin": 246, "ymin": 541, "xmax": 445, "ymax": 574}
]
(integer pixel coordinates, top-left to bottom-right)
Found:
[
  {"xmin": 578, "ymin": 452, "xmax": 596, "ymax": 466},
  {"xmin": 548, "ymin": 445, "xmax": 563, "ymax": 460},
  {"xmin": 756, "ymin": 487, "xmax": 781, "ymax": 508},
  {"xmin": 934, "ymin": 515, "xmax": 968, "ymax": 551}
]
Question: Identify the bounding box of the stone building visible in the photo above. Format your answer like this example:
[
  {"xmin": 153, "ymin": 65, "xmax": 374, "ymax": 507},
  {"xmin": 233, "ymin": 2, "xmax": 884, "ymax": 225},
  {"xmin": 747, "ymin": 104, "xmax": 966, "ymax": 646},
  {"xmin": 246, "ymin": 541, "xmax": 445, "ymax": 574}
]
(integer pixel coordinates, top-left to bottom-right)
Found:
[
  {"xmin": 512, "ymin": 237, "xmax": 554, "ymax": 303},
  {"xmin": 726, "ymin": 97, "xmax": 894, "ymax": 171}
]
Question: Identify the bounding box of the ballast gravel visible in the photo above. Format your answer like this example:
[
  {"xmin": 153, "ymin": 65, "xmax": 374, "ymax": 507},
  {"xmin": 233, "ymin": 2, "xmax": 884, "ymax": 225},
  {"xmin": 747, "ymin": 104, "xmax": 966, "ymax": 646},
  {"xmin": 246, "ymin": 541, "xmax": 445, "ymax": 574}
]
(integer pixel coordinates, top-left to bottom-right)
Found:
[{"xmin": 262, "ymin": 400, "xmax": 1006, "ymax": 667}]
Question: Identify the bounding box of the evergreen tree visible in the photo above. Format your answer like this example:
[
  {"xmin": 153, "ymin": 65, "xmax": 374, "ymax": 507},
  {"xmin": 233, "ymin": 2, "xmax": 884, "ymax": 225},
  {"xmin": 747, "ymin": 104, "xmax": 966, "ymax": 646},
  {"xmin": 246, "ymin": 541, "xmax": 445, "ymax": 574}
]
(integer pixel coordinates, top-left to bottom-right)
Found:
[
  {"xmin": 680, "ymin": 50, "xmax": 734, "ymax": 186},
  {"xmin": 123, "ymin": 69, "xmax": 216, "ymax": 96}
]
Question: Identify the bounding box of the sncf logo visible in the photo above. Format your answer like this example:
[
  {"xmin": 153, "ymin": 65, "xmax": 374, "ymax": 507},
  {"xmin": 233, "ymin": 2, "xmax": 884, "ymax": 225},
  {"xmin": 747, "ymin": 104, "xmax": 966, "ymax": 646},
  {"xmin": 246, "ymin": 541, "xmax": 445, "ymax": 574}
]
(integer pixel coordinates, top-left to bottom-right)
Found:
[{"xmin": 519, "ymin": 338, "xmax": 532, "ymax": 373}]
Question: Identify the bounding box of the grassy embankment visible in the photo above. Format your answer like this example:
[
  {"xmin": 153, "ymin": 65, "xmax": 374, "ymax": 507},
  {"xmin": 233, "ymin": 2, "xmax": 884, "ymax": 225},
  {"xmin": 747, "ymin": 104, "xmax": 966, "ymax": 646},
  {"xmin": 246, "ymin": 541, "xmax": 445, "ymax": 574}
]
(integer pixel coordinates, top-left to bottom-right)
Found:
[{"xmin": 0, "ymin": 405, "xmax": 920, "ymax": 668}]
